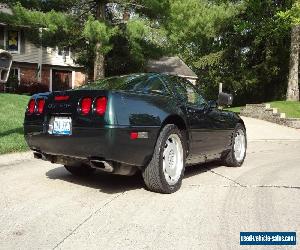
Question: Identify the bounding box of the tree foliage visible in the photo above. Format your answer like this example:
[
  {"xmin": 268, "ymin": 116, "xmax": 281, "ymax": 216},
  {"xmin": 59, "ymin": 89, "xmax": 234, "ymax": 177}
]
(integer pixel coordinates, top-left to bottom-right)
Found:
[
  {"xmin": 0, "ymin": 0, "xmax": 168, "ymax": 78},
  {"xmin": 277, "ymin": 1, "xmax": 300, "ymax": 27},
  {"xmin": 0, "ymin": 0, "xmax": 299, "ymax": 104}
]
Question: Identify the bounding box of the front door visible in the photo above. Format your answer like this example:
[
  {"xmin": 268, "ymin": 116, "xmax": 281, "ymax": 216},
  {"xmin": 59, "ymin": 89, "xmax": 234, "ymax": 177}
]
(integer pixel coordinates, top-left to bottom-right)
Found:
[
  {"xmin": 167, "ymin": 76, "xmax": 212, "ymax": 163},
  {"xmin": 52, "ymin": 70, "xmax": 72, "ymax": 91}
]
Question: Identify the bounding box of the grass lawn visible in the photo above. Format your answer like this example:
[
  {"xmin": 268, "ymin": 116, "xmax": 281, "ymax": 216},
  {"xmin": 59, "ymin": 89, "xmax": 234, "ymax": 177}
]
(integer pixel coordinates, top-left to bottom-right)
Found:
[
  {"xmin": 226, "ymin": 101, "xmax": 300, "ymax": 118},
  {"xmin": 0, "ymin": 93, "xmax": 30, "ymax": 154},
  {"xmin": 226, "ymin": 106, "xmax": 241, "ymax": 113},
  {"xmin": 267, "ymin": 101, "xmax": 300, "ymax": 118}
]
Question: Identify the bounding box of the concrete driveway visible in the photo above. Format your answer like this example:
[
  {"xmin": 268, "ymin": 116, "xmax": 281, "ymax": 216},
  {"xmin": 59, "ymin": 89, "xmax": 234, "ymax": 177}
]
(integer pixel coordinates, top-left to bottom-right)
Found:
[{"xmin": 0, "ymin": 117, "xmax": 299, "ymax": 250}]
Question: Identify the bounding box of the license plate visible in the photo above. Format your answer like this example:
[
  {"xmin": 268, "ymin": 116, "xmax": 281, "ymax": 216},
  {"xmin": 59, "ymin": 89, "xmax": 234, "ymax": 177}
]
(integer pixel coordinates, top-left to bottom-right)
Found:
[{"xmin": 48, "ymin": 117, "xmax": 72, "ymax": 135}]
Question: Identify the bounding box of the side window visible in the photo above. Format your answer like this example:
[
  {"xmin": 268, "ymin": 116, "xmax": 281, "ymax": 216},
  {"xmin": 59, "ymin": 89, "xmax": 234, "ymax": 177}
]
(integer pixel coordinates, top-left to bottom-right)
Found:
[
  {"xmin": 185, "ymin": 84, "xmax": 206, "ymax": 106},
  {"xmin": 127, "ymin": 75, "xmax": 166, "ymax": 94},
  {"xmin": 144, "ymin": 76, "xmax": 166, "ymax": 94},
  {"xmin": 172, "ymin": 77, "xmax": 206, "ymax": 106}
]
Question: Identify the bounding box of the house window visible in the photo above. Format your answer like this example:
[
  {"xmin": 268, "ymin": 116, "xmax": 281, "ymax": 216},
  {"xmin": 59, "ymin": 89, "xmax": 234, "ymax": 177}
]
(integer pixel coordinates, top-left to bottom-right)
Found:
[
  {"xmin": 57, "ymin": 47, "xmax": 70, "ymax": 57},
  {"xmin": 7, "ymin": 30, "xmax": 20, "ymax": 53},
  {"xmin": 10, "ymin": 68, "xmax": 20, "ymax": 82},
  {"xmin": 9, "ymin": 68, "xmax": 20, "ymax": 84}
]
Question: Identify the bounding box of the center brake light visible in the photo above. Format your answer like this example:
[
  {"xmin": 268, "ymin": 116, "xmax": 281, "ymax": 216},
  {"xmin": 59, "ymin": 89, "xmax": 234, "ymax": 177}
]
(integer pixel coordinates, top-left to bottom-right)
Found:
[
  {"xmin": 81, "ymin": 97, "xmax": 92, "ymax": 115},
  {"xmin": 55, "ymin": 96, "xmax": 69, "ymax": 101}
]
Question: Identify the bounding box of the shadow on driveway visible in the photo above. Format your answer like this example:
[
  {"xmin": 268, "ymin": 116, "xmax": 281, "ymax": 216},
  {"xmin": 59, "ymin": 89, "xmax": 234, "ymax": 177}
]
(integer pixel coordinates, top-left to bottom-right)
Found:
[{"xmin": 46, "ymin": 162, "xmax": 221, "ymax": 194}]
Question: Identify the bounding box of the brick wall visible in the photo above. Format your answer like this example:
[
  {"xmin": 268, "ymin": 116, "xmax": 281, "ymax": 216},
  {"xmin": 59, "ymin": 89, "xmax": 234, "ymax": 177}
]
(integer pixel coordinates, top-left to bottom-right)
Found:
[
  {"xmin": 41, "ymin": 67, "xmax": 50, "ymax": 87},
  {"xmin": 12, "ymin": 62, "xmax": 50, "ymax": 88},
  {"xmin": 11, "ymin": 62, "xmax": 86, "ymax": 91},
  {"xmin": 20, "ymin": 67, "xmax": 37, "ymax": 83},
  {"xmin": 20, "ymin": 66, "xmax": 50, "ymax": 89}
]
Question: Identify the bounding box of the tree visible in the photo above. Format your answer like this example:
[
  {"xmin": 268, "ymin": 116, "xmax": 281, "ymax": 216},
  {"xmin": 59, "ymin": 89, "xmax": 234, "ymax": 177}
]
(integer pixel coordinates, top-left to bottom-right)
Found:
[
  {"xmin": 189, "ymin": 0, "xmax": 294, "ymax": 104},
  {"xmin": 0, "ymin": 0, "xmax": 168, "ymax": 80},
  {"xmin": 287, "ymin": 25, "xmax": 300, "ymax": 101},
  {"xmin": 278, "ymin": 2, "xmax": 300, "ymax": 101},
  {"xmin": 163, "ymin": 0, "xmax": 242, "ymax": 100}
]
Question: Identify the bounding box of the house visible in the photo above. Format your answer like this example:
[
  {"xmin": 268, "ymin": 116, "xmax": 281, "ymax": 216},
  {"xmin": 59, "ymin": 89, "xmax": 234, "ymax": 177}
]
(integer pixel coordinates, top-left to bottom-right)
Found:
[
  {"xmin": 146, "ymin": 56, "xmax": 198, "ymax": 85},
  {"xmin": 0, "ymin": 4, "xmax": 86, "ymax": 91}
]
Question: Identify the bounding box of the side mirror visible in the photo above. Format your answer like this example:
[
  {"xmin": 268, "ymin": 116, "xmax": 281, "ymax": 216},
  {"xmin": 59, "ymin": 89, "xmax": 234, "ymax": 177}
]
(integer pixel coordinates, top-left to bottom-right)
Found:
[
  {"xmin": 207, "ymin": 100, "xmax": 217, "ymax": 109},
  {"xmin": 218, "ymin": 92, "xmax": 233, "ymax": 107}
]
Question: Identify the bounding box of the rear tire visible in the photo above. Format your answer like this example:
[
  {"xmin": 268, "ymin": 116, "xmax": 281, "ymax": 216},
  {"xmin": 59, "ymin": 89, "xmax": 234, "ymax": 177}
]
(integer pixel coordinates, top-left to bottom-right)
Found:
[
  {"xmin": 142, "ymin": 124, "xmax": 186, "ymax": 194},
  {"xmin": 223, "ymin": 123, "xmax": 247, "ymax": 167},
  {"xmin": 64, "ymin": 164, "xmax": 96, "ymax": 176}
]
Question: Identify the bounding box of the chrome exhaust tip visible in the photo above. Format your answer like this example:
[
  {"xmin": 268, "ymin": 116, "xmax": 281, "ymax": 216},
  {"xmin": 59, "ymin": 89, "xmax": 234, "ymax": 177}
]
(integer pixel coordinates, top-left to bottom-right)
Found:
[{"xmin": 90, "ymin": 160, "xmax": 114, "ymax": 173}]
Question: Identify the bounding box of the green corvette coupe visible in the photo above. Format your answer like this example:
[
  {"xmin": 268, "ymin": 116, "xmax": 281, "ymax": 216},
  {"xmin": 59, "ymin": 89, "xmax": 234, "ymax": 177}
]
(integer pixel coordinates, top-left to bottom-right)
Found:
[{"xmin": 24, "ymin": 73, "xmax": 247, "ymax": 193}]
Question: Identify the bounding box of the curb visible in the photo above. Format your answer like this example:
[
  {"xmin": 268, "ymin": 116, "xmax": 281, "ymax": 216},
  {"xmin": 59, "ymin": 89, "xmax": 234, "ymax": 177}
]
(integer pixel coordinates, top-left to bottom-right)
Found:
[{"xmin": 0, "ymin": 151, "xmax": 33, "ymax": 167}]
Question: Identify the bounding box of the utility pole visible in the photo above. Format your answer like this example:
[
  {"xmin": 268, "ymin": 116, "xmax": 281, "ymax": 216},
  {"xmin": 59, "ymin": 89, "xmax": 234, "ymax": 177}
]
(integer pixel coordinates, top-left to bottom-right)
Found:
[
  {"xmin": 219, "ymin": 82, "xmax": 223, "ymax": 94},
  {"xmin": 37, "ymin": 28, "xmax": 43, "ymax": 82}
]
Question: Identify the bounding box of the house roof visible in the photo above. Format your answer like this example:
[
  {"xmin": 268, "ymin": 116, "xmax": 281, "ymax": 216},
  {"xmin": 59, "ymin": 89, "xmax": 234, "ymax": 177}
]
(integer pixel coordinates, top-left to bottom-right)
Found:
[{"xmin": 146, "ymin": 56, "xmax": 198, "ymax": 79}]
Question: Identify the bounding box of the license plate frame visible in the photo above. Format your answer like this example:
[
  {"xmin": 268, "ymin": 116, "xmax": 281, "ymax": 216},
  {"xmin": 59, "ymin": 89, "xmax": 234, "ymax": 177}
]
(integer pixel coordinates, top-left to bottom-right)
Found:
[{"xmin": 48, "ymin": 117, "xmax": 72, "ymax": 135}]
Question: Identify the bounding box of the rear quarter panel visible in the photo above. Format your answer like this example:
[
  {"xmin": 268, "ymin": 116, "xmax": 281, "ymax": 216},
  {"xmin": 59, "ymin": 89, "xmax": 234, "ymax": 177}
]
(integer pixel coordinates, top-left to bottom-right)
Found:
[
  {"xmin": 109, "ymin": 91, "xmax": 187, "ymax": 165},
  {"xmin": 111, "ymin": 91, "xmax": 183, "ymax": 126}
]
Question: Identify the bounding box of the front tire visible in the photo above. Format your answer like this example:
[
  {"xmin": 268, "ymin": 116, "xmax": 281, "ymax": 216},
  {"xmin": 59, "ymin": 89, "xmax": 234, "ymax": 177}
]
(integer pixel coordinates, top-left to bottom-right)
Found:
[
  {"xmin": 223, "ymin": 123, "xmax": 247, "ymax": 167},
  {"xmin": 64, "ymin": 164, "xmax": 96, "ymax": 176},
  {"xmin": 142, "ymin": 124, "xmax": 186, "ymax": 194}
]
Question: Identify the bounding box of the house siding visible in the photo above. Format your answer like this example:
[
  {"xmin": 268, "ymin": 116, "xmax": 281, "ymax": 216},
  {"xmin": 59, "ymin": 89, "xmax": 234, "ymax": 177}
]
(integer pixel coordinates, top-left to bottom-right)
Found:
[
  {"xmin": 0, "ymin": 23, "xmax": 87, "ymax": 92},
  {"xmin": 42, "ymin": 47, "xmax": 78, "ymax": 67},
  {"xmin": 1, "ymin": 25, "xmax": 79, "ymax": 67},
  {"xmin": 12, "ymin": 37, "xmax": 40, "ymax": 64}
]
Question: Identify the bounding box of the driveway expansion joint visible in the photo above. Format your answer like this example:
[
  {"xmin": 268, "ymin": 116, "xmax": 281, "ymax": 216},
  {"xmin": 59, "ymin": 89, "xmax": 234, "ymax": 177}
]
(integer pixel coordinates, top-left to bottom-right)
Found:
[
  {"xmin": 205, "ymin": 168, "xmax": 300, "ymax": 190},
  {"xmin": 52, "ymin": 192, "xmax": 125, "ymax": 250},
  {"xmin": 187, "ymin": 184, "xmax": 300, "ymax": 190},
  {"xmin": 207, "ymin": 168, "xmax": 246, "ymax": 187}
]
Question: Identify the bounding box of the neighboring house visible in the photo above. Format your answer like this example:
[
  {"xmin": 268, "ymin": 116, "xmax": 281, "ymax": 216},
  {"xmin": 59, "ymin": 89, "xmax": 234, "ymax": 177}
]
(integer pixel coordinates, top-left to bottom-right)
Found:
[
  {"xmin": 147, "ymin": 56, "xmax": 198, "ymax": 85},
  {"xmin": 0, "ymin": 4, "xmax": 86, "ymax": 91}
]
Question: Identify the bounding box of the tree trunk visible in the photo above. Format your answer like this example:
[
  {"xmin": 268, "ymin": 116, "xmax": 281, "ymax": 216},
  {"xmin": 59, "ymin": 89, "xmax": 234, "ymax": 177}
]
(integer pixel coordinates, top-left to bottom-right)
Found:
[
  {"xmin": 94, "ymin": 42, "xmax": 105, "ymax": 80},
  {"xmin": 287, "ymin": 25, "xmax": 300, "ymax": 101},
  {"xmin": 93, "ymin": 1, "xmax": 106, "ymax": 81}
]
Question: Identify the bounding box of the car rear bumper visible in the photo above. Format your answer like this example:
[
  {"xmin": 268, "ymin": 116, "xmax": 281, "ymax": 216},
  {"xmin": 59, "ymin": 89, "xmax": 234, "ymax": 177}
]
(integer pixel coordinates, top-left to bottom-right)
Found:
[{"xmin": 24, "ymin": 124, "xmax": 159, "ymax": 166}]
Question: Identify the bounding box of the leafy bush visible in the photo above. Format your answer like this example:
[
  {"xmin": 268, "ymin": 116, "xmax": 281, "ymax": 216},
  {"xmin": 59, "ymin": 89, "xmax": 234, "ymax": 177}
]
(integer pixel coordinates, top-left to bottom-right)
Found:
[
  {"xmin": 16, "ymin": 80, "xmax": 49, "ymax": 95},
  {"xmin": 5, "ymin": 74, "xmax": 19, "ymax": 92}
]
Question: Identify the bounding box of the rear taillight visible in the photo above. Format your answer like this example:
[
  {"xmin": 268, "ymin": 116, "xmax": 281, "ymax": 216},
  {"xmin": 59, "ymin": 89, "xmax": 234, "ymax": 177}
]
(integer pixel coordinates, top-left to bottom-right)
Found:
[
  {"xmin": 37, "ymin": 99, "xmax": 45, "ymax": 114},
  {"xmin": 95, "ymin": 97, "xmax": 107, "ymax": 116},
  {"xmin": 81, "ymin": 97, "xmax": 92, "ymax": 115},
  {"xmin": 28, "ymin": 99, "xmax": 35, "ymax": 114},
  {"xmin": 27, "ymin": 99, "xmax": 45, "ymax": 114}
]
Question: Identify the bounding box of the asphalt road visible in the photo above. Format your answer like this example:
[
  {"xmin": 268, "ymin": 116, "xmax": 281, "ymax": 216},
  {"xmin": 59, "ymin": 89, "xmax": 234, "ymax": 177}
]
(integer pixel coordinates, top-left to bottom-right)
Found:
[{"xmin": 0, "ymin": 117, "xmax": 300, "ymax": 250}]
